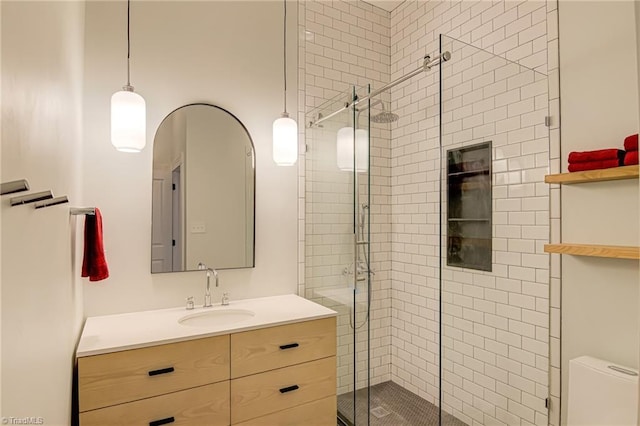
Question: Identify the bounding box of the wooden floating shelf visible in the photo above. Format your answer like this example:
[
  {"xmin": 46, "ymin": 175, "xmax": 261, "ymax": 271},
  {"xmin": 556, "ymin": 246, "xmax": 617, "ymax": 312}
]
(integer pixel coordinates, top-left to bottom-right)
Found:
[
  {"xmin": 544, "ymin": 243, "xmax": 640, "ymax": 260},
  {"xmin": 544, "ymin": 165, "xmax": 639, "ymax": 184}
]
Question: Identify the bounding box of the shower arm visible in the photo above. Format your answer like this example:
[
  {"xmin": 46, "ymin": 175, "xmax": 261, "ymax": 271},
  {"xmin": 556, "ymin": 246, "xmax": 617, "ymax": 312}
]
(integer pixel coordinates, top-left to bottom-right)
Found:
[
  {"xmin": 309, "ymin": 51, "xmax": 451, "ymax": 127},
  {"xmin": 356, "ymin": 98, "xmax": 383, "ymax": 114}
]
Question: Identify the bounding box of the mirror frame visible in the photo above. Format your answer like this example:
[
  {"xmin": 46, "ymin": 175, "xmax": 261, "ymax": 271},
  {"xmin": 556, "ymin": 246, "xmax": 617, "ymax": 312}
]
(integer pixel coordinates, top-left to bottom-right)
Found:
[{"xmin": 151, "ymin": 103, "xmax": 256, "ymax": 272}]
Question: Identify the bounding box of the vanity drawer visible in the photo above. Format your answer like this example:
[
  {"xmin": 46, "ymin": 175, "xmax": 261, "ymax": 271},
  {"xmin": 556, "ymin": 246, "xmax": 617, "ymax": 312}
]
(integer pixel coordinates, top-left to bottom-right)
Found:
[
  {"xmin": 231, "ymin": 317, "xmax": 336, "ymax": 378},
  {"xmin": 78, "ymin": 335, "xmax": 230, "ymax": 412},
  {"xmin": 79, "ymin": 381, "xmax": 230, "ymax": 426},
  {"xmin": 234, "ymin": 396, "xmax": 336, "ymax": 426},
  {"xmin": 230, "ymin": 356, "xmax": 336, "ymax": 424}
]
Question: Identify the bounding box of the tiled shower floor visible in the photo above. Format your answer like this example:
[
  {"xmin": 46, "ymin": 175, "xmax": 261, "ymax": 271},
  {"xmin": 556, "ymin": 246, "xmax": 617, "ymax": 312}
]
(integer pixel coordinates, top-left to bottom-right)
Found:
[{"xmin": 337, "ymin": 381, "xmax": 467, "ymax": 426}]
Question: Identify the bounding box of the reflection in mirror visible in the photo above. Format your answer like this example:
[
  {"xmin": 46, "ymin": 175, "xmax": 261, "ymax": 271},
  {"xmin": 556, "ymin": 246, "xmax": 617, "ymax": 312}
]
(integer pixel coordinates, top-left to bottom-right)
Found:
[{"xmin": 151, "ymin": 104, "xmax": 255, "ymax": 273}]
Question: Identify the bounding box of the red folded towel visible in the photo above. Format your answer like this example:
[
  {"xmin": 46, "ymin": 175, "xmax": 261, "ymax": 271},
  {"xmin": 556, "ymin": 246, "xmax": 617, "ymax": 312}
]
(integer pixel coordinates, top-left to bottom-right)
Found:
[
  {"xmin": 624, "ymin": 150, "xmax": 639, "ymax": 166},
  {"xmin": 568, "ymin": 149, "xmax": 624, "ymax": 163},
  {"xmin": 568, "ymin": 160, "xmax": 621, "ymax": 172},
  {"xmin": 624, "ymin": 134, "xmax": 638, "ymax": 152},
  {"xmin": 81, "ymin": 208, "xmax": 109, "ymax": 282}
]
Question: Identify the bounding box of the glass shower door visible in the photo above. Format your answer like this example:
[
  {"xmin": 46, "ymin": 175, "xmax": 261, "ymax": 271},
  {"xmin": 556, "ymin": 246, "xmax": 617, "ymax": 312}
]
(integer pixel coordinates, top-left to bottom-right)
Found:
[
  {"xmin": 439, "ymin": 35, "xmax": 550, "ymax": 425},
  {"xmin": 305, "ymin": 85, "xmax": 371, "ymax": 425}
]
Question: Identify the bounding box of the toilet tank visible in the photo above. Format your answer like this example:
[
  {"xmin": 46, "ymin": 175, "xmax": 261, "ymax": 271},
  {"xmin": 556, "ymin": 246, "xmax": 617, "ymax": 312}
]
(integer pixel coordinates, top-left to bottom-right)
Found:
[{"xmin": 567, "ymin": 356, "xmax": 638, "ymax": 426}]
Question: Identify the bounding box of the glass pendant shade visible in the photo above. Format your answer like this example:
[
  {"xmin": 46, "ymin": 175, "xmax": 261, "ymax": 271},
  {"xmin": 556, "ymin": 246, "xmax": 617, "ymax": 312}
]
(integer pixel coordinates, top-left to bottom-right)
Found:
[
  {"xmin": 111, "ymin": 89, "xmax": 146, "ymax": 152},
  {"xmin": 272, "ymin": 113, "xmax": 298, "ymax": 166},
  {"xmin": 336, "ymin": 127, "xmax": 369, "ymax": 172}
]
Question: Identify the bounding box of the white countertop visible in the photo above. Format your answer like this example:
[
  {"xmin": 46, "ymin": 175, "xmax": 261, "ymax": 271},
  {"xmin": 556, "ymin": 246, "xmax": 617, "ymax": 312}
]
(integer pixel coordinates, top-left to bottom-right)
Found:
[{"xmin": 76, "ymin": 294, "xmax": 337, "ymax": 357}]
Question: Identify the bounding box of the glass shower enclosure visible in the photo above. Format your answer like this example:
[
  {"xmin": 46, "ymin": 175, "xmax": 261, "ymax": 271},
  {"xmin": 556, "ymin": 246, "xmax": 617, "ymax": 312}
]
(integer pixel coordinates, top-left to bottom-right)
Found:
[
  {"xmin": 439, "ymin": 35, "xmax": 550, "ymax": 425},
  {"xmin": 305, "ymin": 86, "xmax": 372, "ymax": 425},
  {"xmin": 305, "ymin": 34, "xmax": 549, "ymax": 426}
]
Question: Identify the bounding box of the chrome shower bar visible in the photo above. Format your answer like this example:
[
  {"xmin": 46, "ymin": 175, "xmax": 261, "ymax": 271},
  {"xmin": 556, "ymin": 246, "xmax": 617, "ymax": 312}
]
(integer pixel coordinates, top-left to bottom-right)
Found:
[
  {"xmin": 363, "ymin": 51, "xmax": 451, "ymax": 104},
  {"xmin": 309, "ymin": 51, "xmax": 451, "ymax": 127}
]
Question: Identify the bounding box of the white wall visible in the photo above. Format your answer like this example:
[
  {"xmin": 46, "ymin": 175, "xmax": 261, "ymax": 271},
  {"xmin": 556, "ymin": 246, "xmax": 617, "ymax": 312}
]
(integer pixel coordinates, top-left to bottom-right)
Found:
[
  {"xmin": 82, "ymin": 1, "xmax": 299, "ymax": 316},
  {"xmin": 558, "ymin": 1, "xmax": 640, "ymax": 424},
  {"xmin": 1, "ymin": 2, "xmax": 85, "ymax": 424}
]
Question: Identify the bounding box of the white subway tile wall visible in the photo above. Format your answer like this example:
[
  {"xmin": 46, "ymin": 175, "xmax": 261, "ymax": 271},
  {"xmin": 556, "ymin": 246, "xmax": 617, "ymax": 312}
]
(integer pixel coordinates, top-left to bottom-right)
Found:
[
  {"xmin": 299, "ymin": 1, "xmax": 558, "ymax": 424},
  {"xmin": 389, "ymin": 1, "xmax": 552, "ymax": 424}
]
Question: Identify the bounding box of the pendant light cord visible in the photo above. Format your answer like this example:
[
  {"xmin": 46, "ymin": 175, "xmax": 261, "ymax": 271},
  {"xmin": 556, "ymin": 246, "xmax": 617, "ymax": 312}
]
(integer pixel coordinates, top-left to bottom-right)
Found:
[
  {"xmin": 126, "ymin": 0, "xmax": 131, "ymax": 87},
  {"xmin": 283, "ymin": 0, "xmax": 287, "ymax": 114}
]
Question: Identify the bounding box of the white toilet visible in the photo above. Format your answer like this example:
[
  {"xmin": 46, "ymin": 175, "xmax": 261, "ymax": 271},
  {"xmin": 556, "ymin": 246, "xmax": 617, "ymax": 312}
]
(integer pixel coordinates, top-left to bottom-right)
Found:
[{"xmin": 567, "ymin": 356, "xmax": 638, "ymax": 425}]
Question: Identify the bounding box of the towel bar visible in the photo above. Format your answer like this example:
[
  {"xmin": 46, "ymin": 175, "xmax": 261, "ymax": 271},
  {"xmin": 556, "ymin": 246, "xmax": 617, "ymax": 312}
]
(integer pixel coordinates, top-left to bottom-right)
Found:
[
  {"xmin": 35, "ymin": 196, "xmax": 69, "ymax": 209},
  {"xmin": 10, "ymin": 190, "xmax": 53, "ymax": 206},
  {"xmin": 1, "ymin": 179, "xmax": 29, "ymax": 195},
  {"xmin": 70, "ymin": 207, "xmax": 96, "ymax": 216}
]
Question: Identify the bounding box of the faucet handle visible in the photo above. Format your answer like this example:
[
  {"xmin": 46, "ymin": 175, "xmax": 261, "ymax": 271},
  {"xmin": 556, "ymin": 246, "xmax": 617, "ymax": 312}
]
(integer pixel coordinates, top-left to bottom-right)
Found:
[
  {"xmin": 222, "ymin": 292, "xmax": 230, "ymax": 306},
  {"xmin": 186, "ymin": 296, "xmax": 195, "ymax": 310}
]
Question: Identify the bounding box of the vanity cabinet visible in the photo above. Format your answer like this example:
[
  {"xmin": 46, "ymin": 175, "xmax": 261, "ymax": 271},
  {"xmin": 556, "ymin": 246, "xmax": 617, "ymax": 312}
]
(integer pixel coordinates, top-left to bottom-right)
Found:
[
  {"xmin": 230, "ymin": 317, "xmax": 336, "ymax": 425},
  {"xmin": 77, "ymin": 317, "xmax": 336, "ymax": 426},
  {"xmin": 79, "ymin": 382, "xmax": 230, "ymax": 425},
  {"xmin": 78, "ymin": 335, "xmax": 230, "ymax": 425}
]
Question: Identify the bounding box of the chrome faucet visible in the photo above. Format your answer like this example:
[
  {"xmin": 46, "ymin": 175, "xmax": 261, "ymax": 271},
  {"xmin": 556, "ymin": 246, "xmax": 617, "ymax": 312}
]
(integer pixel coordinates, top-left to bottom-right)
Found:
[{"xmin": 197, "ymin": 262, "xmax": 218, "ymax": 308}]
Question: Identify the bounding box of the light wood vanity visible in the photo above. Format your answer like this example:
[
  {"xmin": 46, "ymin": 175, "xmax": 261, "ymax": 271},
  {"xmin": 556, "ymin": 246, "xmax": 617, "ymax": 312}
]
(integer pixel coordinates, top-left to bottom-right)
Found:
[
  {"xmin": 230, "ymin": 319, "xmax": 336, "ymax": 425},
  {"xmin": 76, "ymin": 295, "xmax": 337, "ymax": 426}
]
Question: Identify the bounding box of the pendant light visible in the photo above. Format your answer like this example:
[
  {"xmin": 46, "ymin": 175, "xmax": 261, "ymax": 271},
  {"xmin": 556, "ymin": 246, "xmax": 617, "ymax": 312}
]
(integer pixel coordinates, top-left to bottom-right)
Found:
[
  {"xmin": 272, "ymin": 0, "xmax": 298, "ymax": 166},
  {"xmin": 337, "ymin": 127, "xmax": 369, "ymax": 172},
  {"xmin": 111, "ymin": 0, "xmax": 146, "ymax": 153}
]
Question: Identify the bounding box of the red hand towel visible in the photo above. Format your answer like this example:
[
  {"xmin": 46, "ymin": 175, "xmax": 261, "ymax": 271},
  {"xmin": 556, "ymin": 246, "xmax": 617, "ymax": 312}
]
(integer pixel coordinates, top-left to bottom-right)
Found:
[
  {"xmin": 624, "ymin": 134, "xmax": 638, "ymax": 152},
  {"xmin": 568, "ymin": 149, "xmax": 624, "ymax": 163},
  {"xmin": 624, "ymin": 150, "xmax": 639, "ymax": 166},
  {"xmin": 81, "ymin": 208, "xmax": 109, "ymax": 282},
  {"xmin": 568, "ymin": 159, "xmax": 620, "ymax": 172}
]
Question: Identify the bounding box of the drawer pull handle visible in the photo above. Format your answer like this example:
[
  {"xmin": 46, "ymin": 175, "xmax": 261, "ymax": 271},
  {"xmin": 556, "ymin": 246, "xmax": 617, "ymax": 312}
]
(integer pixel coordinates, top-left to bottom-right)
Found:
[
  {"xmin": 279, "ymin": 385, "xmax": 299, "ymax": 394},
  {"xmin": 148, "ymin": 367, "xmax": 174, "ymax": 376},
  {"xmin": 279, "ymin": 343, "xmax": 299, "ymax": 350},
  {"xmin": 149, "ymin": 417, "xmax": 175, "ymax": 426}
]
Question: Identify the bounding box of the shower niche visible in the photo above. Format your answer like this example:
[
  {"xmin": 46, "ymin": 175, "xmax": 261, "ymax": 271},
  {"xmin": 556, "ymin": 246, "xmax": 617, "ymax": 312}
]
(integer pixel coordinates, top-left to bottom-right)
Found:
[{"xmin": 446, "ymin": 141, "xmax": 492, "ymax": 271}]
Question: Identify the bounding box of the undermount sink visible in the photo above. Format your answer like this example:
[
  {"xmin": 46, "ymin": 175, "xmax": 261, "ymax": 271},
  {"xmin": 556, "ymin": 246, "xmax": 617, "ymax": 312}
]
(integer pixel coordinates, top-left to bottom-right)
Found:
[{"xmin": 178, "ymin": 308, "xmax": 255, "ymax": 327}]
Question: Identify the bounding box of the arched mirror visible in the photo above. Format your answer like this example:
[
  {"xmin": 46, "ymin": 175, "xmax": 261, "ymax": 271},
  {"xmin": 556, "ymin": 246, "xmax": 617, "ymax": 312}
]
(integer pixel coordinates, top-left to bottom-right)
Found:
[{"xmin": 151, "ymin": 104, "xmax": 255, "ymax": 273}]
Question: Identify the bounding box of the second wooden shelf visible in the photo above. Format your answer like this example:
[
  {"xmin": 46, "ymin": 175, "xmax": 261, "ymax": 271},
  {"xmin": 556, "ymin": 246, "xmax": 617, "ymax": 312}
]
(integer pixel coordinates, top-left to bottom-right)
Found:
[
  {"xmin": 544, "ymin": 243, "xmax": 640, "ymax": 260},
  {"xmin": 544, "ymin": 165, "xmax": 639, "ymax": 184}
]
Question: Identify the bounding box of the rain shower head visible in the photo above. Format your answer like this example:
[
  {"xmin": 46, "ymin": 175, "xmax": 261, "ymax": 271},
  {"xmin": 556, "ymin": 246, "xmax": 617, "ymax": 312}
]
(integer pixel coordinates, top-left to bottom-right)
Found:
[
  {"xmin": 372, "ymin": 111, "xmax": 399, "ymax": 123},
  {"xmin": 371, "ymin": 103, "xmax": 399, "ymax": 123}
]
